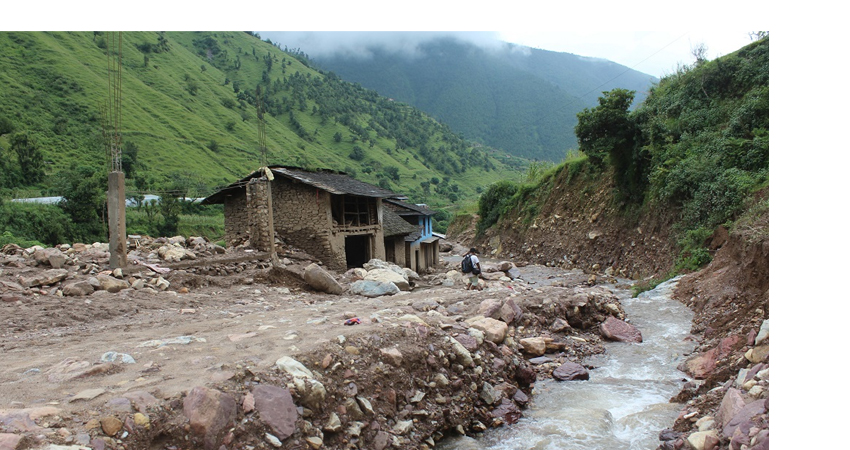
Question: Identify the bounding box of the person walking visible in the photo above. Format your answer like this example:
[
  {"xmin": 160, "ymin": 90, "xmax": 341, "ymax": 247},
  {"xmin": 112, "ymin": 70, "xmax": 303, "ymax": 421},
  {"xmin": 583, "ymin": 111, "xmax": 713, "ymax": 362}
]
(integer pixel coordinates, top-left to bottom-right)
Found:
[{"xmin": 461, "ymin": 248, "xmax": 483, "ymax": 291}]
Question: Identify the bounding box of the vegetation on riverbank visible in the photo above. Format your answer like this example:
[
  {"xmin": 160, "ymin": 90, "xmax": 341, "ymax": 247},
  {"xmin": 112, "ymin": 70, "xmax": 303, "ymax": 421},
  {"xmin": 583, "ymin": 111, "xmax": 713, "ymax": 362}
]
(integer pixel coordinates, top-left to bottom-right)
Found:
[{"xmin": 473, "ymin": 36, "xmax": 769, "ymax": 273}]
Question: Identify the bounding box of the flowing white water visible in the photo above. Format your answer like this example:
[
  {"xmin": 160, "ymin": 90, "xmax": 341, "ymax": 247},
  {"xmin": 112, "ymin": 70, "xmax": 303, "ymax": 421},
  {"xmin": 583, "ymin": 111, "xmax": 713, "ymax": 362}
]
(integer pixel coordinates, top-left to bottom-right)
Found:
[{"xmin": 438, "ymin": 277, "xmax": 695, "ymax": 450}]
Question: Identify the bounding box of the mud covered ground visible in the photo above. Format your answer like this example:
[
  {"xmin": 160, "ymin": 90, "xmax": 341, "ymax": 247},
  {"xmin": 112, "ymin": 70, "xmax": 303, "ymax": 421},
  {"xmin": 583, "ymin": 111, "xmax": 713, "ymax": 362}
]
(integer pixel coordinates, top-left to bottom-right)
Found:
[{"xmin": 1, "ymin": 241, "xmax": 633, "ymax": 450}]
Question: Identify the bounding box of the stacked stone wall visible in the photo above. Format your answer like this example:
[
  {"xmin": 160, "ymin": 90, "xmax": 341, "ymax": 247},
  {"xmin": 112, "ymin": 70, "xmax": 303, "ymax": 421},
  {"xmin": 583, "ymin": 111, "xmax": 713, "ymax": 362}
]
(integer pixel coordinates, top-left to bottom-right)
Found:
[
  {"xmin": 223, "ymin": 194, "xmax": 249, "ymax": 247},
  {"xmin": 270, "ymin": 180, "xmax": 344, "ymax": 269}
]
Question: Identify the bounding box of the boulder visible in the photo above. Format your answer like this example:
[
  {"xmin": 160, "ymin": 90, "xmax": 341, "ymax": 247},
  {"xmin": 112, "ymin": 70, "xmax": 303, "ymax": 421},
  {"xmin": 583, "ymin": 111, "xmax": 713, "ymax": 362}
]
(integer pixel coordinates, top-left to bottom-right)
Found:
[
  {"xmin": 20, "ymin": 269, "xmax": 68, "ymax": 287},
  {"xmin": 467, "ymin": 317, "xmax": 508, "ymax": 344},
  {"xmin": 158, "ymin": 245, "xmax": 187, "ymax": 262},
  {"xmin": 722, "ymin": 399, "xmax": 766, "ymax": 438},
  {"xmin": 183, "ymin": 386, "xmax": 237, "ymax": 450},
  {"xmin": 600, "ymin": 316, "xmax": 642, "ymax": 343},
  {"xmin": 364, "ymin": 268, "xmax": 410, "ymax": 291},
  {"xmin": 552, "ymin": 361, "xmax": 589, "ymax": 381},
  {"xmin": 519, "ymin": 337, "xmax": 547, "ymax": 357},
  {"xmin": 303, "ymin": 263, "xmax": 344, "ymax": 295},
  {"xmin": 34, "ymin": 247, "xmax": 67, "ymax": 268},
  {"xmin": 274, "ymin": 356, "xmax": 314, "ymax": 379},
  {"xmin": 96, "ymin": 275, "xmax": 130, "ymax": 293},
  {"xmin": 686, "ymin": 430, "xmax": 720, "ymax": 450},
  {"xmin": 63, "ymin": 281, "xmax": 95, "ymax": 296},
  {"xmin": 253, "ymin": 385, "xmax": 298, "ymax": 440},
  {"xmin": 477, "ymin": 298, "xmax": 502, "ymax": 318},
  {"xmin": 350, "ymin": 280, "xmax": 399, "ymax": 297},
  {"xmin": 499, "ymin": 298, "xmax": 523, "ymax": 324},
  {"xmin": 716, "ymin": 388, "xmax": 747, "ymax": 429},
  {"xmin": 755, "ymin": 319, "xmax": 769, "ymax": 345},
  {"xmin": 681, "ymin": 348, "xmax": 719, "ymax": 379}
]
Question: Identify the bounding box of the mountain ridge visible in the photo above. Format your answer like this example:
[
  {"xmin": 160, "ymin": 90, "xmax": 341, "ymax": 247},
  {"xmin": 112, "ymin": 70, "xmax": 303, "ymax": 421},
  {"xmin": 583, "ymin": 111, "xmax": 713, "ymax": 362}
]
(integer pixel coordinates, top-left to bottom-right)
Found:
[{"xmin": 275, "ymin": 34, "xmax": 658, "ymax": 161}]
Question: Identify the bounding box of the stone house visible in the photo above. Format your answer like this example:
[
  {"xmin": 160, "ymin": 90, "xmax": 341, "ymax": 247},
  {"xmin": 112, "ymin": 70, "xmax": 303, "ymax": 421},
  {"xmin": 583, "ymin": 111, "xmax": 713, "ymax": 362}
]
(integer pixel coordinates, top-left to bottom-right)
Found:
[
  {"xmin": 202, "ymin": 166, "xmax": 406, "ymax": 271},
  {"xmin": 384, "ymin": 199, "xmax": 440, "ymax": 273}
]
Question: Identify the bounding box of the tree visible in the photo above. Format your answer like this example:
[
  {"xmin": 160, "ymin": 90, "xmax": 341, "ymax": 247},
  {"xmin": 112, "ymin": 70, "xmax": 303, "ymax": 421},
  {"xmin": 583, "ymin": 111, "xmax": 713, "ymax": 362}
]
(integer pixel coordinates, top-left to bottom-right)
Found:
[
  {"xmin": 574, "ymin": 89, "xmax": 647, "ymax": 201},
  {"xmin": 10, "ymin": 132, "xmax": 45, "ymax": 184},
  {"xmin": 55, "ymin": 165, "xmax": 107, "ymax": 241},
  {"xmin": 349, "ymin": 145, "xmax": 365, "ymax": 161},
  {"xmin": 122, "ymin": 141, "xmax": 140, "ymax": 179}
]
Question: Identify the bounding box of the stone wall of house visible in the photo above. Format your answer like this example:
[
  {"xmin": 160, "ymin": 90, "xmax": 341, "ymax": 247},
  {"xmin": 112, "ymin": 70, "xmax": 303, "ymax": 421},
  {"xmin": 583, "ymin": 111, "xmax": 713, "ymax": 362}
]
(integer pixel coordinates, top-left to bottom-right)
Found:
[
  {"xmin": 269, "ymin": 179, "xmax": 344, "ymax": 269},
  {"xmin": 388, "ymin": 237, "xmax": 406, "ymax": 267},
  {"xmin": 223, "ymin": 193, "xmax": 249, "ymax": 247}
]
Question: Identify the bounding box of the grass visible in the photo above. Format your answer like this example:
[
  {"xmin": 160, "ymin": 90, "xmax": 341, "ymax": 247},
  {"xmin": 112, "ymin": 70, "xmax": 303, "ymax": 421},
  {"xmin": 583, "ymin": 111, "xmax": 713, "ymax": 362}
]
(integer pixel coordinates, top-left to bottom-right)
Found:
[{"xmin": 0, "ymin": 31, "xmax": 525, "ymax": 205}]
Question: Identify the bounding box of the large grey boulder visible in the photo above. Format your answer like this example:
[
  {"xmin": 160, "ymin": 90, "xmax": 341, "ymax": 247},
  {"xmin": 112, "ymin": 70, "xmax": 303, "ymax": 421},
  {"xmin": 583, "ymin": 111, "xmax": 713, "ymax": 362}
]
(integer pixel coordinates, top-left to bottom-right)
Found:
[
  {"xmin": 350, "ymin": 280, "xmax": 399, "ymax": 297},
  {"xmin": 364, "ymin": 268, "xmax": 410, "ymax": 291},
  {"xmin": 303, "ymin": 263, "xmax": 344, "ymax": 295}
]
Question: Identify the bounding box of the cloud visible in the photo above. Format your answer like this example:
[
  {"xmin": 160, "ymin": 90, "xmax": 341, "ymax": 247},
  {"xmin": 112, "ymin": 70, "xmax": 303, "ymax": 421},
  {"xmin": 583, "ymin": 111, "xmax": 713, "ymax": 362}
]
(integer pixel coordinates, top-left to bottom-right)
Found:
[{"xmin": 257, "ymin": 31, "xmax": 506, "ymax": 60}]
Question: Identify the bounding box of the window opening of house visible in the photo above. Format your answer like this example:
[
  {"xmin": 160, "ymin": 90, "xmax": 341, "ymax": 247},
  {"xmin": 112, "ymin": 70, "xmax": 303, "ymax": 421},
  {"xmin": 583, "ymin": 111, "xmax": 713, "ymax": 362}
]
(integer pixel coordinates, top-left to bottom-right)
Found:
[{"xmin": 332, "ymin": 195, "xmax": 376, "ymax": 227}]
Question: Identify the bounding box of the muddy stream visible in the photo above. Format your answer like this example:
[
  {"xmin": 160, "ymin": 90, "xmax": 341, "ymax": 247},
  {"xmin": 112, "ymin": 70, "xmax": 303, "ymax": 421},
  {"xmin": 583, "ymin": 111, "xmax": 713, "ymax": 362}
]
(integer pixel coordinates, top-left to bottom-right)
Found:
[{"xmin": 438, "ymin": 272, "xmax": 695, "ymax": 450}]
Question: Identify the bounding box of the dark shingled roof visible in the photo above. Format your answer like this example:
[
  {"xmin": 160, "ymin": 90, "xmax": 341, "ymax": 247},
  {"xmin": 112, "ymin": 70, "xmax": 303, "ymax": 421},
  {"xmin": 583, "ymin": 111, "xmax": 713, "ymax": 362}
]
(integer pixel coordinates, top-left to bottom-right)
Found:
[
  {"xmin": 202, "ymin": 165, "xmax": 401, "ymax": 205},
  {"xmin": 383, "ymin": 210, "xmax": 420, "ymax": 237},
  {"xmin": 384, "ymin": 198, "xmax": 436, "ymax": 216}
]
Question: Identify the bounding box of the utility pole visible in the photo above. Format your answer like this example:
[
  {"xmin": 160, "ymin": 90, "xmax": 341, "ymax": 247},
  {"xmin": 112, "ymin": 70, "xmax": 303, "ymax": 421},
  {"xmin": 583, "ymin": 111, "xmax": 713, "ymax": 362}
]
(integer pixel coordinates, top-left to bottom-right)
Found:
[{"xmin": 106, "ymin": 31, "xmax": 127, "ymax": 269}]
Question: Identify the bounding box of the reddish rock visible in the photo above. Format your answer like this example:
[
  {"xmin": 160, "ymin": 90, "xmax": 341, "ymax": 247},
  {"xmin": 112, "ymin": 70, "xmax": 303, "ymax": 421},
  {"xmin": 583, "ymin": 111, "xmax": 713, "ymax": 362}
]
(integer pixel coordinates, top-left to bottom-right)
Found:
[
  {"xmin": 513, "ymin": 389, "xmax": 529, "ymax": 406},
  {"xmin": 183, "ymin": 386, "xmax": 237, "ymax": 450},
  {"xmin": 0, "ymin": 433, "xmax": 22, "ymax": 450},
  {"xmin": 552, "ymin": 362, "xmax": 589, "ymax": 381},
  {"xmin": 478, "ymin": 298, "xmax": 502, "ymax": 318},
  {"xmin": 716, "ymin": 388, "xmax": 746, "ymax": 430},
  {"xmin": 454, "ymin": 334, "xmax": 479, "ymax": 351},
  {"xmin": 491, "ymin": 399, "xmax": 522, "ymax": 425},
  {"xmin": 515, "ymin": 366, "xmax": 536, "ymax": 386},
  {"xmin": 722, "ymin": 399, "xmax": 766, "ymax": 438},
  {"xmin": 124, "ymin": 391, "xmax": 159, "ymax": 414},
  {"xmin": 681, "ymin": 348, "xmax": 719, "ymax": 379},
  {"xmin": 499, "ymin": 298, "xmax": 523, "ymax": 325},
  {"xmin": 373, "ymin": 431, "xmax": 391, "ymax": 450},
  {"xmin": 252, "ymin": 385, "xmax": 298, "ymax": 440},
  {"xmin": 599, "ymin": 316, "xmax": 642, "ymax": 343},
  {"xmin": 718, "ymin": 335, "xmax": 742, "ymax": 356}
]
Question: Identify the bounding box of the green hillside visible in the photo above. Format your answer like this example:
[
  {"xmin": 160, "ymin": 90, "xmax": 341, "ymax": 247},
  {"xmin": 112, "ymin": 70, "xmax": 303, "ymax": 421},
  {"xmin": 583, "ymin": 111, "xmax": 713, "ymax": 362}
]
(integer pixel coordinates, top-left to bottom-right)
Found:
[
  {"xmin": 0, "ymin": 31, "xmax": 525, "ymax": 205},
  {"xmin": 477, "ymin": 36, "xmax": 769, "ymax": 270},
  {"xmin": 295, "ymin": 36, "xmax": 656, "ymax": 162}
]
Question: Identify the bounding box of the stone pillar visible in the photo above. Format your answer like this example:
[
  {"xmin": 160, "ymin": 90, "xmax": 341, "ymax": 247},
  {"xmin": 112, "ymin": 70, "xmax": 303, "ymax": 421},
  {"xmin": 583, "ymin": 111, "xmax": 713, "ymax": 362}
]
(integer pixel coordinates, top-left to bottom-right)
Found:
[
  {"xmin": 108, "ymin": 171, "xmax": 127, "ymax": 269},
  {"xmin": 246, "ymin": 178, "xmax": 273, "ymax": 252}
]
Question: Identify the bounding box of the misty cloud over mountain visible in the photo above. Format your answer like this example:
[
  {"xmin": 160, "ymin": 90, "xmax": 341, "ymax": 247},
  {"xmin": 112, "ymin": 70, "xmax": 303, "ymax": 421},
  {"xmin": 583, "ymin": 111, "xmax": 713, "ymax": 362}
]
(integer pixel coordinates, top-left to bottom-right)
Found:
[{"xmin": 258, "ymin": 31, "xmax": 517, "ymax": 59}]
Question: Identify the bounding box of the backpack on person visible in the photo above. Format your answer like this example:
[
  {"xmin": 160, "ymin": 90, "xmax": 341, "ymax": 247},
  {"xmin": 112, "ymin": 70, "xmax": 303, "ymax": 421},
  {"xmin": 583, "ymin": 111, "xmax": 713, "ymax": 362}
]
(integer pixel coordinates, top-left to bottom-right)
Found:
[{"xmin": 461, "ymin": 254, "xmax": 473, "ymax": 274}]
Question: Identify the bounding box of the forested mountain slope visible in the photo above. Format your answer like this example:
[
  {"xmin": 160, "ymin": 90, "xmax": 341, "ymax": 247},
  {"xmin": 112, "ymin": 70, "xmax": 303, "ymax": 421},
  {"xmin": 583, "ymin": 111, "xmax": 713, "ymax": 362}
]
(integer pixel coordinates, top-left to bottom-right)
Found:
[
  {"xmin": 300, "ymin": 37, "xmax": 657, "ymax": 162},
  {"xmin": 461, "ymin": 36, "xmax": 768, "ymax": 278},
  {"xmin": 0, "ymin": 32, "xmax": 523, "ymax": 205}
]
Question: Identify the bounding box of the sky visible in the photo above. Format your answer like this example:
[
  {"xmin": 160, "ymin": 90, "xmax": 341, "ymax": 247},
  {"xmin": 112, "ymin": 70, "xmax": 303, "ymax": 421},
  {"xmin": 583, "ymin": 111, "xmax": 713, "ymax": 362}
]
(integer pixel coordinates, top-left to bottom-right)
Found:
[{"xmin": 257, "ymin": 30, "xmax": 756, "ymax": 79}]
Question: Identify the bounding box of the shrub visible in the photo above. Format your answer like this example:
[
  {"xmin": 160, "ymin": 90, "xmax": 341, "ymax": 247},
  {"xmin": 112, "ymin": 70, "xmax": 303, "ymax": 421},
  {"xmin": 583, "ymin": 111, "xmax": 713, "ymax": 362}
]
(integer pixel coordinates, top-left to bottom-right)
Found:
[{"xmin": 477, "ymin": 180, "xmax": 519, "ymax": 235}]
